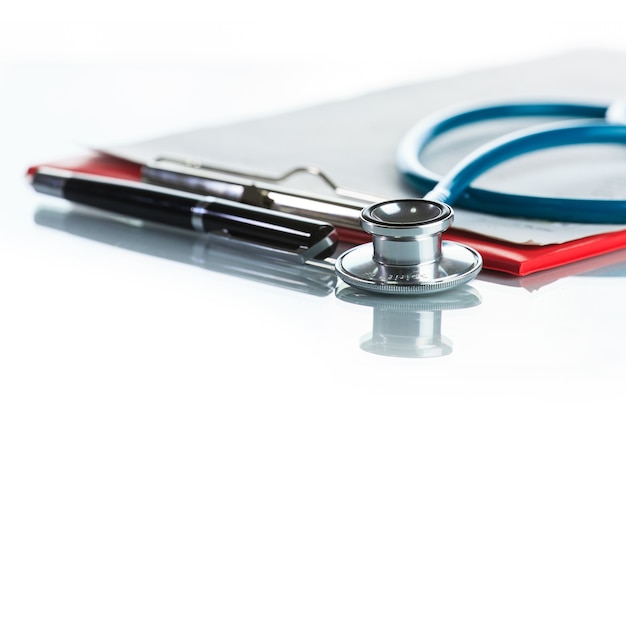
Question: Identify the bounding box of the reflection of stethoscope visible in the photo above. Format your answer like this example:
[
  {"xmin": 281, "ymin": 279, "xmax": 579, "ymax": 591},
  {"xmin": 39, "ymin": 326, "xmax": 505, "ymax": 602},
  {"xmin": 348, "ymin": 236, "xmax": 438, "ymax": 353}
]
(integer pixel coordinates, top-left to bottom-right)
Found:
[
  {"xmin": 336, "ymin": 101, "xmax": 626, "ymax": 294},
  {"xmin": 336, "ymin": 284, "xmax": 481, "ymax": 358}
]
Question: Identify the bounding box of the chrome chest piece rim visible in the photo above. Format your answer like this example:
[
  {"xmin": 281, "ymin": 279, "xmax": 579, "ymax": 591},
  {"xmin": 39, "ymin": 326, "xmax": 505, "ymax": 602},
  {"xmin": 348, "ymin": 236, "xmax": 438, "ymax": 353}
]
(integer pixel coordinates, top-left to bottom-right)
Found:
[{"xmin": 335, "ymin": 199, "xmax": 482, "ymax": 295}]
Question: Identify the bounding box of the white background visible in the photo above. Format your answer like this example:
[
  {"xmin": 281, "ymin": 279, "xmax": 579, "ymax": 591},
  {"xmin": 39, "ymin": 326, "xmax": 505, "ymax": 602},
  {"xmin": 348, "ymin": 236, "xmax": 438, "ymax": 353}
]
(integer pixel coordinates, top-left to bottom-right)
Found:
[
  {"xmin": 3, "ymin": 0, "xmax": 626, "ymax": 100},
  {"xmin": 2, "ymin": 3, "xmax": 626, "ymax": 626}
]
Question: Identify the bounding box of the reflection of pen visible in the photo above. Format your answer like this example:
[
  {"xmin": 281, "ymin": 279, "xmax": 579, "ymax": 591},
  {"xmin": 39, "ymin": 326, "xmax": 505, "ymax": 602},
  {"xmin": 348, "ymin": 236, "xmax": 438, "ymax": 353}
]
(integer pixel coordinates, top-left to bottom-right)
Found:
[
  {"xmin": 35, "ymin": 207, "xmax": 337, "ymax": 297},
  {"xmin": 30, "ymin": 167, "xmax": 339, "ymax": 260}
]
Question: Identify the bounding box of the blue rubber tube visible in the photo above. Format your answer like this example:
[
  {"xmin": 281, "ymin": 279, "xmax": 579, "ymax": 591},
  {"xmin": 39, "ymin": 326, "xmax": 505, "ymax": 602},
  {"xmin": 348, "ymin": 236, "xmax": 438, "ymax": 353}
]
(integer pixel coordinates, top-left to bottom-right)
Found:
[{"xmin": 397, "ymin": 102, "xmax": 626, "ymax": 223}]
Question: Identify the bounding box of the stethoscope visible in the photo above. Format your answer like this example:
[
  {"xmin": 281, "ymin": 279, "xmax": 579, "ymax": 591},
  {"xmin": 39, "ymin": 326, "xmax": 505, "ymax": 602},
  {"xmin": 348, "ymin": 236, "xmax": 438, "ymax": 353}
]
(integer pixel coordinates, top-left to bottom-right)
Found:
[{"xmin": 335, "ymin": 100, "xmax": 626, "ymax": 295}]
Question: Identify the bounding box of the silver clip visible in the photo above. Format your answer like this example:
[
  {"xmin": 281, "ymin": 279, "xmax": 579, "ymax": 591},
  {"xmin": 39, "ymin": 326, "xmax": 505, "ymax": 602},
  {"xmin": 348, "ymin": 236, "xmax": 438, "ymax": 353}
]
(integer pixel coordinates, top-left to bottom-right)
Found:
[{"xmin": 142, "ymin": 156, "xmax": 385, "ymax": 232}]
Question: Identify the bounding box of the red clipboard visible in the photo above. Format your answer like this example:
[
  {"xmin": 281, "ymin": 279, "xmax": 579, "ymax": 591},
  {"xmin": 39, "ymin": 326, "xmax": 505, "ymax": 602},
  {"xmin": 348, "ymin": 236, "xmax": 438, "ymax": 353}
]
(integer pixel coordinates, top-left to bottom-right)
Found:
[{"xmin": 28, "ymin": 152, "xmax": 626, "ymax": 277}]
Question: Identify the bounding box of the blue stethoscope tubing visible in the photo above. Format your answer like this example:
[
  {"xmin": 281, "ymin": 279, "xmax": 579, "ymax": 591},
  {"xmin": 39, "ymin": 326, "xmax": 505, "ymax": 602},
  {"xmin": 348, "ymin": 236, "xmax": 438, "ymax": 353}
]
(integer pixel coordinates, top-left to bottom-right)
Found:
[{"xmin": 396, "ymin": 102, "xmax": 626, "ymax": 223}]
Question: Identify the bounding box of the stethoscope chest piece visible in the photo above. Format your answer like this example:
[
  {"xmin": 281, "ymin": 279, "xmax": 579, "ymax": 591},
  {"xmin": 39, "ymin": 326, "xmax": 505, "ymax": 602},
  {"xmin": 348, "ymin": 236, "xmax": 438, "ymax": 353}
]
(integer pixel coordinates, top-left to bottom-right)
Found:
[{"xmin": 335, "ymin": 199, "xmax": 482, "ymax": 295}]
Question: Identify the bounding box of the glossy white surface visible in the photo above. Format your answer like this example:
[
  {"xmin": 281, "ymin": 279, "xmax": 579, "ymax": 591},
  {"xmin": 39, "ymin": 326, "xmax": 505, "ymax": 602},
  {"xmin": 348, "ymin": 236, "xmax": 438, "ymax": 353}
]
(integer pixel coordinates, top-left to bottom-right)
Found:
[{"xmin": 2, "ymin": 57, "xmax": 626, "ymax": 625}]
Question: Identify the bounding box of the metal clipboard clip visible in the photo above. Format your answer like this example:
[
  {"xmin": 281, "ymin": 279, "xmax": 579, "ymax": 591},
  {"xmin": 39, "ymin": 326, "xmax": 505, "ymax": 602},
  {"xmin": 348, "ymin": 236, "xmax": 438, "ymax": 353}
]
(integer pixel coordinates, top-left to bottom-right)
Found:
[{"xmin": 141, "ymin": 155, "xmax": 384, "ymax": 233}]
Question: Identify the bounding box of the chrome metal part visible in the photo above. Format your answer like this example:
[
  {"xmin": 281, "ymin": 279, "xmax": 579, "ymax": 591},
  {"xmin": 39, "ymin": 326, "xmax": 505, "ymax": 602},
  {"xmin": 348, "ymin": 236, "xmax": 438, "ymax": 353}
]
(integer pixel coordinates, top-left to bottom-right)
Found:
[{"xmin": 335, "ymin": 199, "xmax": 482, "ymax": 295}]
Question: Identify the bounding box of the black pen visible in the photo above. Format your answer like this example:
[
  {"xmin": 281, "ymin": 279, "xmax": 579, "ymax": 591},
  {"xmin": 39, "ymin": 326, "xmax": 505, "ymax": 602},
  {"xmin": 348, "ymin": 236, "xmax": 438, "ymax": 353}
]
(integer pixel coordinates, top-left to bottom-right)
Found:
[{"xmin": 30, "ymin": 167, "xmax": 338, "ymax": 260}]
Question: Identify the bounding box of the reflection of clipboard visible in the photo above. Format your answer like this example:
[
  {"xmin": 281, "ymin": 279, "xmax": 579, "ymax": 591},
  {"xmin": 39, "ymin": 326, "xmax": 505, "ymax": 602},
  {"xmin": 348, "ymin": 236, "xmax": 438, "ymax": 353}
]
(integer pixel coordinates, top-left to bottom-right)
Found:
[{"xmin": 30, "ymin": 49, "xmax": 626, "ymax": 276}]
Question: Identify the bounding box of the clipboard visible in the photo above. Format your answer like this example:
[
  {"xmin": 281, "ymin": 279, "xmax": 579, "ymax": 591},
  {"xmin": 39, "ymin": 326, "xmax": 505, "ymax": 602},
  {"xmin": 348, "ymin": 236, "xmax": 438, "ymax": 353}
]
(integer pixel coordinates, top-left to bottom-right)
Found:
[{"xmin": 28, "ymin": 49, "xmax": 626, "ymax": 276}]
